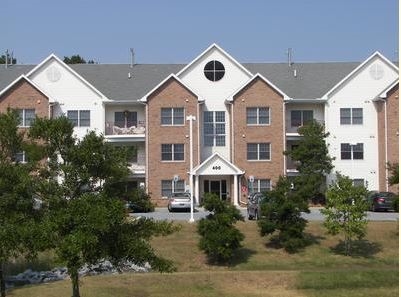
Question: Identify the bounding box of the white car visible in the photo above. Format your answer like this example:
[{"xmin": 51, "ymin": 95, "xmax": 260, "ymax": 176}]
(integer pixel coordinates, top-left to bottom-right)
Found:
[{"xmin": 167, "ymin": 192, "xmax": 192, "ymax": 212}]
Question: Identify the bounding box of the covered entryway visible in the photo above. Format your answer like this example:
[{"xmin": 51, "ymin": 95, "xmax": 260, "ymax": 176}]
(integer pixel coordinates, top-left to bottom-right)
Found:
[{"xmin": 190, "ymin": 153, "xmax": 244, "ymax": 205}]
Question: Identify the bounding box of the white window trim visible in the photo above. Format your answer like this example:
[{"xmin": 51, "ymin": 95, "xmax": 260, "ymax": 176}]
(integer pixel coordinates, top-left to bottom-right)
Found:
[
  {"xmin": 247, "ymin": 143, "xmax": 271, "ymax": 161},
  {"xmin": 161, "ymin": 143, "xmax": 185, "ymax": 162},
  {"xmin": 161, "ymin": 107, "xmax": 185, "ymax": 126},
  {"xmin": 246, "ymin": 107, "xmax": 271, "ymax": 126}
]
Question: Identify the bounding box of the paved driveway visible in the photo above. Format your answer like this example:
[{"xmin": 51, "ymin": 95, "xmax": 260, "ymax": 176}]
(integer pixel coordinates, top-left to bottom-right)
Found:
[{"xmin": 131, "ymin": 207, "xmax": 399, "ymax": 222}]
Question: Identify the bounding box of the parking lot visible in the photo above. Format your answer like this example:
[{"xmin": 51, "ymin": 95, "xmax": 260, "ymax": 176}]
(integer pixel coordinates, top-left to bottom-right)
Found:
[{"xmin": 131, "ymin": 207, "xmax": 399, "ymax": 222}]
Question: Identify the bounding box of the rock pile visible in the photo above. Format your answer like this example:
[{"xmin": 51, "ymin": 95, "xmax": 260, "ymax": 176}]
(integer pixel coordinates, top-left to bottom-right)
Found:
[{"xmin": 5, "ymin": 260, "xmax": 150, "ymax": 289}]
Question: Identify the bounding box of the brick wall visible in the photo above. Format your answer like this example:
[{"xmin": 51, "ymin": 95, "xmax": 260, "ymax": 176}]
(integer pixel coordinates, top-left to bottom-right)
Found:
[
  {"xmin": 147, "ymin": 77, "xmax": 199, "ymax": 206},
  {"xmin": 0, "ymin": 78, "xmax": 49, "ymax": 118},
  {"xmin": 377, "ymin": 83, "xmax": 399, "ymax": 193},
  {"xmin": 232, "ymin": 77, "xmax": 284, "ymax": 199}
]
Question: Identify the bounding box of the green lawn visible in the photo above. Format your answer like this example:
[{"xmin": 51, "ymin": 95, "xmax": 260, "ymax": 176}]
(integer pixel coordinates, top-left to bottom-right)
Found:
[{"xmin": 7, "ymin": 221, "xmax": 399, "ymax": 297}]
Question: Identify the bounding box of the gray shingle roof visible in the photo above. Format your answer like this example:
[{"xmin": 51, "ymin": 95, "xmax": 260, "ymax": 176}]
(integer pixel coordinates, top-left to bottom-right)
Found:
[{"xmin": 0, "ymin": 61, "xmax": 361, "ymax": 100}]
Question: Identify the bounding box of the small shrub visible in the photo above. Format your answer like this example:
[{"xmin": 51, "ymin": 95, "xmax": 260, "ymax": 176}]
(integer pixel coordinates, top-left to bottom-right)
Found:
[
  {"xmin": 392, "ymin": 195, "xmax": 399, "ymax": 212},
  {"xmin": 197, "ymin": 193, "xmax": 244, "ymax": 263},
  {"xmin": 126, "ymin": 188, "xmax": 154, "ymax": 212}
]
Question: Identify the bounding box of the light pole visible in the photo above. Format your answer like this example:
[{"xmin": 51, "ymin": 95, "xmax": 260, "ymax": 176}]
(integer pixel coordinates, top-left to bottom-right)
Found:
[{"xmin": 187, "ymin": 115, "xmax": 196, "ymax": 223}]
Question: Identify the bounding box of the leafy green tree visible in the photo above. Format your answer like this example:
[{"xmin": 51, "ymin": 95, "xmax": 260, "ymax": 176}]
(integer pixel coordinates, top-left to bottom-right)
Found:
[
  {"xmin": 29, "ymin": 117, "xmax": 176, "ymax": 297},
  {"xmin": 258, "ymin": 176, "xmax": 308, "ymax": 253},
  {"xmin": 0, "ymin": 54, "xmax": 16, "ymax": 64},
  {"xmin": 387, "ymin": 162, "xmax": 399, "ymax": 186},
  {"xmin": 321, "ymin": 173, "xmax": 368, "ymax": 256},
  {"xmin": 63, "ymin": 55, "xmax": 87, "ymax": 64},
  {"xmin": 0, "ymin": 109, "xmax": 45, "ymax": 297},
  {"xmin": 285, "ymin": 119, "xmax": 334, "ymax": 204},
  {"xmin": 197, "ymin": 193, "xmax": 244, "ymax": 263}
]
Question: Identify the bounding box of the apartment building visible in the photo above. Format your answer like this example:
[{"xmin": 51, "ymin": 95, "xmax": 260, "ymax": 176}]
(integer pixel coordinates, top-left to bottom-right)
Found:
[{"xmin": 0, "ymin": 44, "xmax": 398, "ymax": 205}]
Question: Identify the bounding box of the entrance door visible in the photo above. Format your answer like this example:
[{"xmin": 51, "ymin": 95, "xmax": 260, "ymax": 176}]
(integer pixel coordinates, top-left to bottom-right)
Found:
[{"xmin": 204, "ymin": 180, "xmax": 227, "ymax": 201}]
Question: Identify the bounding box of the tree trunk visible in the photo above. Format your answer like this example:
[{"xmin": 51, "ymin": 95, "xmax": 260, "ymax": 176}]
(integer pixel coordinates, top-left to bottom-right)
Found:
[
  {"xmin": 0, "ymin": 262, "xmax": 5, "ymax": 297},
  {"xmin": 70, "ymin": 269, "xmax": 80, "ymax": 297}
]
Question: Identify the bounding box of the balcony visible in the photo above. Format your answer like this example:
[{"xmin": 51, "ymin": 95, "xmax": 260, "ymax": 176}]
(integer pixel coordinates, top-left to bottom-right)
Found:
[
  {"xmin": 105, "ymin": 121, "xmax": 146, "ymax": 135},
  {"xmin": 128, "ymin": 162, "xmax": 145, "ymax": 177}
]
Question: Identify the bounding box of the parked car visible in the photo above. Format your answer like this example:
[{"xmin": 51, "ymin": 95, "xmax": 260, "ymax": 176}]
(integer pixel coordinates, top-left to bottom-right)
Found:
[
  {"xmin": 247, "ymin": 192, "xmax": 266, "ymax": 220},
  {"xmin": 167, "ymin": 192, "xmax": 192, "ymax": 212},
  {"xmin": 366, "ymin": 191, "xmax": 396, "ymax": 212}
]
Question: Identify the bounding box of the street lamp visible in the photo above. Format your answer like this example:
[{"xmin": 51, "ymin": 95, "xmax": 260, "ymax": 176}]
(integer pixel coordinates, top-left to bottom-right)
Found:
[{"xmin": 187, "ymin": 115, "xmax": 196, "ymax": 223}]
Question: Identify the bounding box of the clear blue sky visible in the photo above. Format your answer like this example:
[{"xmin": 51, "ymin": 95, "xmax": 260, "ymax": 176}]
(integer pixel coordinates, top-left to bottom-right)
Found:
[{"xmin": 2, "ymin": 0, "xmax": 399, "ymax": 64}]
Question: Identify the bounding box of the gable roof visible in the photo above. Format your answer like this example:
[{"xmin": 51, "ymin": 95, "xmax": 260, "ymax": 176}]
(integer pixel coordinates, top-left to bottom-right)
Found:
[
  {"xmin": 322, "ymin": 51, "xmax": 399, "ymax": 99},
  {"xmin": 139, "ymin": 74, "xmax": 202, "ymax": 102},
  {"xmin": 176, "ymin": 43, "xmax": 253, "ymax": 78},
  {"xmin": 0, "ymin": 74, "xmax": 55, "ymax": 102},
  {"xmin": 0, "ymin": 56, "xmax": 397, "ymax": 102},
  {"xmin": 26, "ymin": 54, "xmax": 108, "ymax": 99},
  {"xmin": 228, "ymin": 73, "xmax": 290, "ymax": 101},
  {"xmin": 192, "ymin": 153, "xmax": 244, "ymax": 175}
]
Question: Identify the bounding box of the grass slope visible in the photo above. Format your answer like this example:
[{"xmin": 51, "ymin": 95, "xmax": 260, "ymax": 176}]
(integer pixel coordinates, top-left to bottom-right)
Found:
[{"xmin": 8, "ymin": 221, "xmax": 399, "ymax": 297}]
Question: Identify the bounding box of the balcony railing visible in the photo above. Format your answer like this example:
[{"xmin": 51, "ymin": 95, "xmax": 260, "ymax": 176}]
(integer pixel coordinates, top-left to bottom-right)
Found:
[
  {"xmin": 128, "ymin": 163, "xmax": 145, "ymax": 176},
  {"xmin": 105, "ymin": 121, "xmax": 146, "ymax": 136}
]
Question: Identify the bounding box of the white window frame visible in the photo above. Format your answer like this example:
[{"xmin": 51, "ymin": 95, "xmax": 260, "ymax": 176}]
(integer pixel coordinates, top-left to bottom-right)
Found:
[
  {"xmin": 161, "ymin": 107, "xmax": 184, "ymax": 126},
  {"xmin": 67, "ymin": 110, "xmax": 90, "ymax": 127},
  {"xmin": 340, "ymin": 108, "xmax": 363, "ymax": 125},
  {"xmin": 290, "ymin": 110, "xmax": 313, "ymax": 127},
  {"xmin": 246, "ymin": 107, "xmax": 270, "ymax": 125},
  {"xmin": 15, "ymin": 151, "xmax": 28, "ymax": 163},
  {"xmin": 161, "ymin": 144, "xmax": 184, "ymax": 161},
  {"xmin": 247, "ymin": 143, "xmax": 271, "ymax": 161},
  {"xmin": 203, "ymin": 111, "xmax": 226, "ymax": 147},
  {"xmin": 340, "ymin": 143, "xmax": 364, "ymax": 160},
  {"xmin": 248, "ymin": 178, "xmax": 271, "ymax": 193},
  {"xmin": 161, "ymin": 179, "xmax": 185, "ymax": 198},
  {"xmin": 17, "ymin": 109, "xmax": 35, "ymax": 127}
]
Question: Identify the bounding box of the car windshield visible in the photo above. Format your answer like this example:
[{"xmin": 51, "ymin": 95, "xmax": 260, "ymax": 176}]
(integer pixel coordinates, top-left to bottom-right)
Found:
[{"xmin": 171, "ymin": 192, "xmax": 190, "ymax": 198}]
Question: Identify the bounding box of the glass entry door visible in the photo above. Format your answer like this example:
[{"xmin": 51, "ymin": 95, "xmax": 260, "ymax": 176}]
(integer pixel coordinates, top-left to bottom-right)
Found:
[{"xmin": 204, "ymin": 179, "xmax": 228, "ymax": 201}]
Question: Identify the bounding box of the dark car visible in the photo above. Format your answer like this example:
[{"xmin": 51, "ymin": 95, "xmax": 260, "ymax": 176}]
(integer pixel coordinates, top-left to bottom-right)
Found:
[
  {"xmin": 366, "ymin": 191, "xmax": 396, "ymax": 212},
  {"xmin": 247, "ymin": 192, "xmax": 266, "ymax": 220}
]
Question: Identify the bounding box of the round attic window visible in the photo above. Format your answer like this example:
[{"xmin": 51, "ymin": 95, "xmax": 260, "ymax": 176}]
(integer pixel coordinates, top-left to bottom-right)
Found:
[
  {"xmin": 46, "ymin": 66, "xmax": 61, "ymax": 82},
  {"xmin": 204, "ymin": 60, "xmax": 225, "ymax": 82},
  {"xmin": 369, "ymin": 63, "xmax": 384, "ymax": 80}
]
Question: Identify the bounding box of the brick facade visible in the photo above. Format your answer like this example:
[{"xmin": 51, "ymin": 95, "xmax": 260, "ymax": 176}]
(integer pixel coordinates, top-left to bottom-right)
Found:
[
  {"xmin": 377, "ymin": 84, "xmax": 399, "ymax": 192},
  {"xmin": 0, "ymin": 78, "xmax": 49, "ymax": 118},
  {"xmin": 232, "ymin": 77, "xmax": 284, "ymax": 200},
  {"xmin": 147, "ymin": 78, "xmax": 199, "ymax": 206}
]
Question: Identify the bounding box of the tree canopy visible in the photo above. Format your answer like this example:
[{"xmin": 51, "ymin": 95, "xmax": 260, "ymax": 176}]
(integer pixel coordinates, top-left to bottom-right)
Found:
[
  {"xmin": 63, "ymin": 55, "xmax": 95, "ymax": 64},
  {"xmin": 27, "ymin": 117, "xmax": 177, "ymax": 297}
]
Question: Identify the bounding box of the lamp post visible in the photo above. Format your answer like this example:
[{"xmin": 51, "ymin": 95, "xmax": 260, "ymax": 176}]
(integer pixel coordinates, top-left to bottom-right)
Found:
[{"xmin": 187, "ymin": 115, "xmax": 196, "ymax": 223}]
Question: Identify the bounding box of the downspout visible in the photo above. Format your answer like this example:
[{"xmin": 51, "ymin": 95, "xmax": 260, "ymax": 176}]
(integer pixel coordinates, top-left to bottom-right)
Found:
[
  {"xmin": 144, "ymin": 102, "xmax": 149, "ymax": 193},
  {"xmin": 283, "ymin": 101, "xmax": 287, "ymax": 176}
]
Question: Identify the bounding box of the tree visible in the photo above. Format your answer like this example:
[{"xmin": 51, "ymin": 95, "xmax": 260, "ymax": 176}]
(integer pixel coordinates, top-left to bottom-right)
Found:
[
  {"xmin": 387, "ymin": 162, "xmax": 399, "ymax": 186},
  {"xmin": 321, "ymin": 173, "xmax": 368, "ymax": 256},
  {"xmin": 285, "ymin": 119, "xmax": 334, "ymax": 204},
  {"xmin": 197, "ymin": 193, "xmax": 244, "ymax": 263},
  {"xmin": 258, "ymin": 175, "xmax": 308, "ymax": 253},
  {"xmin": 0, "ymin": 54, "xmax": 17, "ymax": 65},
  {"xmin": 29, "ymin": 117, "xmax": 176, "ymax": 297},
  {"xmin": 63, "ymin": 55, "xmax": 87, "ymax": 64},
  {"xmin": 0, "ymin": 109, "xmax": 45, "ymax": 297}
]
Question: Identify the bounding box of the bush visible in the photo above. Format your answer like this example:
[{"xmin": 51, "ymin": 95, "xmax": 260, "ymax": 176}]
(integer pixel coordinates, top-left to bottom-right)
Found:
[
  {"xmin": 126, "ymin": 188, "xmax": 154, "ymax": 212},
  {"xmin": 197, "ymin": 193, "xmax": 244, "ymax": 263}
]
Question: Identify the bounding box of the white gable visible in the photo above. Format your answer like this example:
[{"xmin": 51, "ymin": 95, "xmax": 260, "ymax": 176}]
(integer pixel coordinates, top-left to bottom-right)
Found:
[
  {"xmin": 177, "ymin": 44, "xmax": 252, "ymax": 111},
  {"xmin": 27, "ymin": 55, "xmax": 106, "ymax": 139},
  {"xmin": 193, "ymin": 153, "xmax": 244, "ymax": 176}
]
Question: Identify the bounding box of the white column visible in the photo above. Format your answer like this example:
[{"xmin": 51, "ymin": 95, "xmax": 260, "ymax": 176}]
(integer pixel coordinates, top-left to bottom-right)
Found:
[
  {"xmin": 233, "ymin": 174, "xmax": 239, "ymax": 206},
  {"xmin": 195, "ymin": 175, "xmax": 200, "ymax": 205},
  {"xmin": 187, "ymin": 115, "xmax": 196, "ymax": 223}
]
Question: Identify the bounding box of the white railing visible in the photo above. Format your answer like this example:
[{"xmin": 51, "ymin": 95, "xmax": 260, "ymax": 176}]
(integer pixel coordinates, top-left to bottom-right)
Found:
[{"xmin": 105, "ymin": 121, "xmax": 146, "ymax": 135}]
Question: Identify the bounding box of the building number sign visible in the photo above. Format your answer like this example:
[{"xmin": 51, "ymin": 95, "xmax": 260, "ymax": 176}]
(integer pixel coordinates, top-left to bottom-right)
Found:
[{"xmin": 212, "ymin": 164, "xmax": 221, "ymax": 170}]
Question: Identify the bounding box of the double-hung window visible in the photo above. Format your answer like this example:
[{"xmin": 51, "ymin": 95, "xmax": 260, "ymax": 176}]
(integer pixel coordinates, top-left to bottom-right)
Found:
[
  {"xmin": 67, "ymin": 110, "xmax": 90, "ymax": 127},
  {"xmin": 17, "ymin": 109, "xmax": 35, "ymax": 127},
  {"xmin": 291, "ymin": 110, "xmax": 313, "ymax": 127},
  {"xmin": 247, "ymin": 143, "xmax": 271, "ymax": 161},
  {"xmin": 248, "ymin": 179, "xmax": 271, "ymax": 193},
  {"xmin": 341, "ymin": 143, "xmax": 364, "ymax": 160},
  {"xmin": 161, "ymin": 144, "xmax": 184, "ymax": 161},
  {"xmin": 161, "ymin": 108, "xmax": 184, "ymax": 125},
  {"xmin": 161, "ymin": 179, "xmax": 185, "ymax": 197},
  {"xmin": 247, "ymin": 107, "xmax": 270, "ymax": 125},
  {"xmin": 204, "ymin": 111, "xmax": 226, "ymax": 146},
  {"xmin": 340, "ymin": 108, "xmax": 363, "ymax": 125}
]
